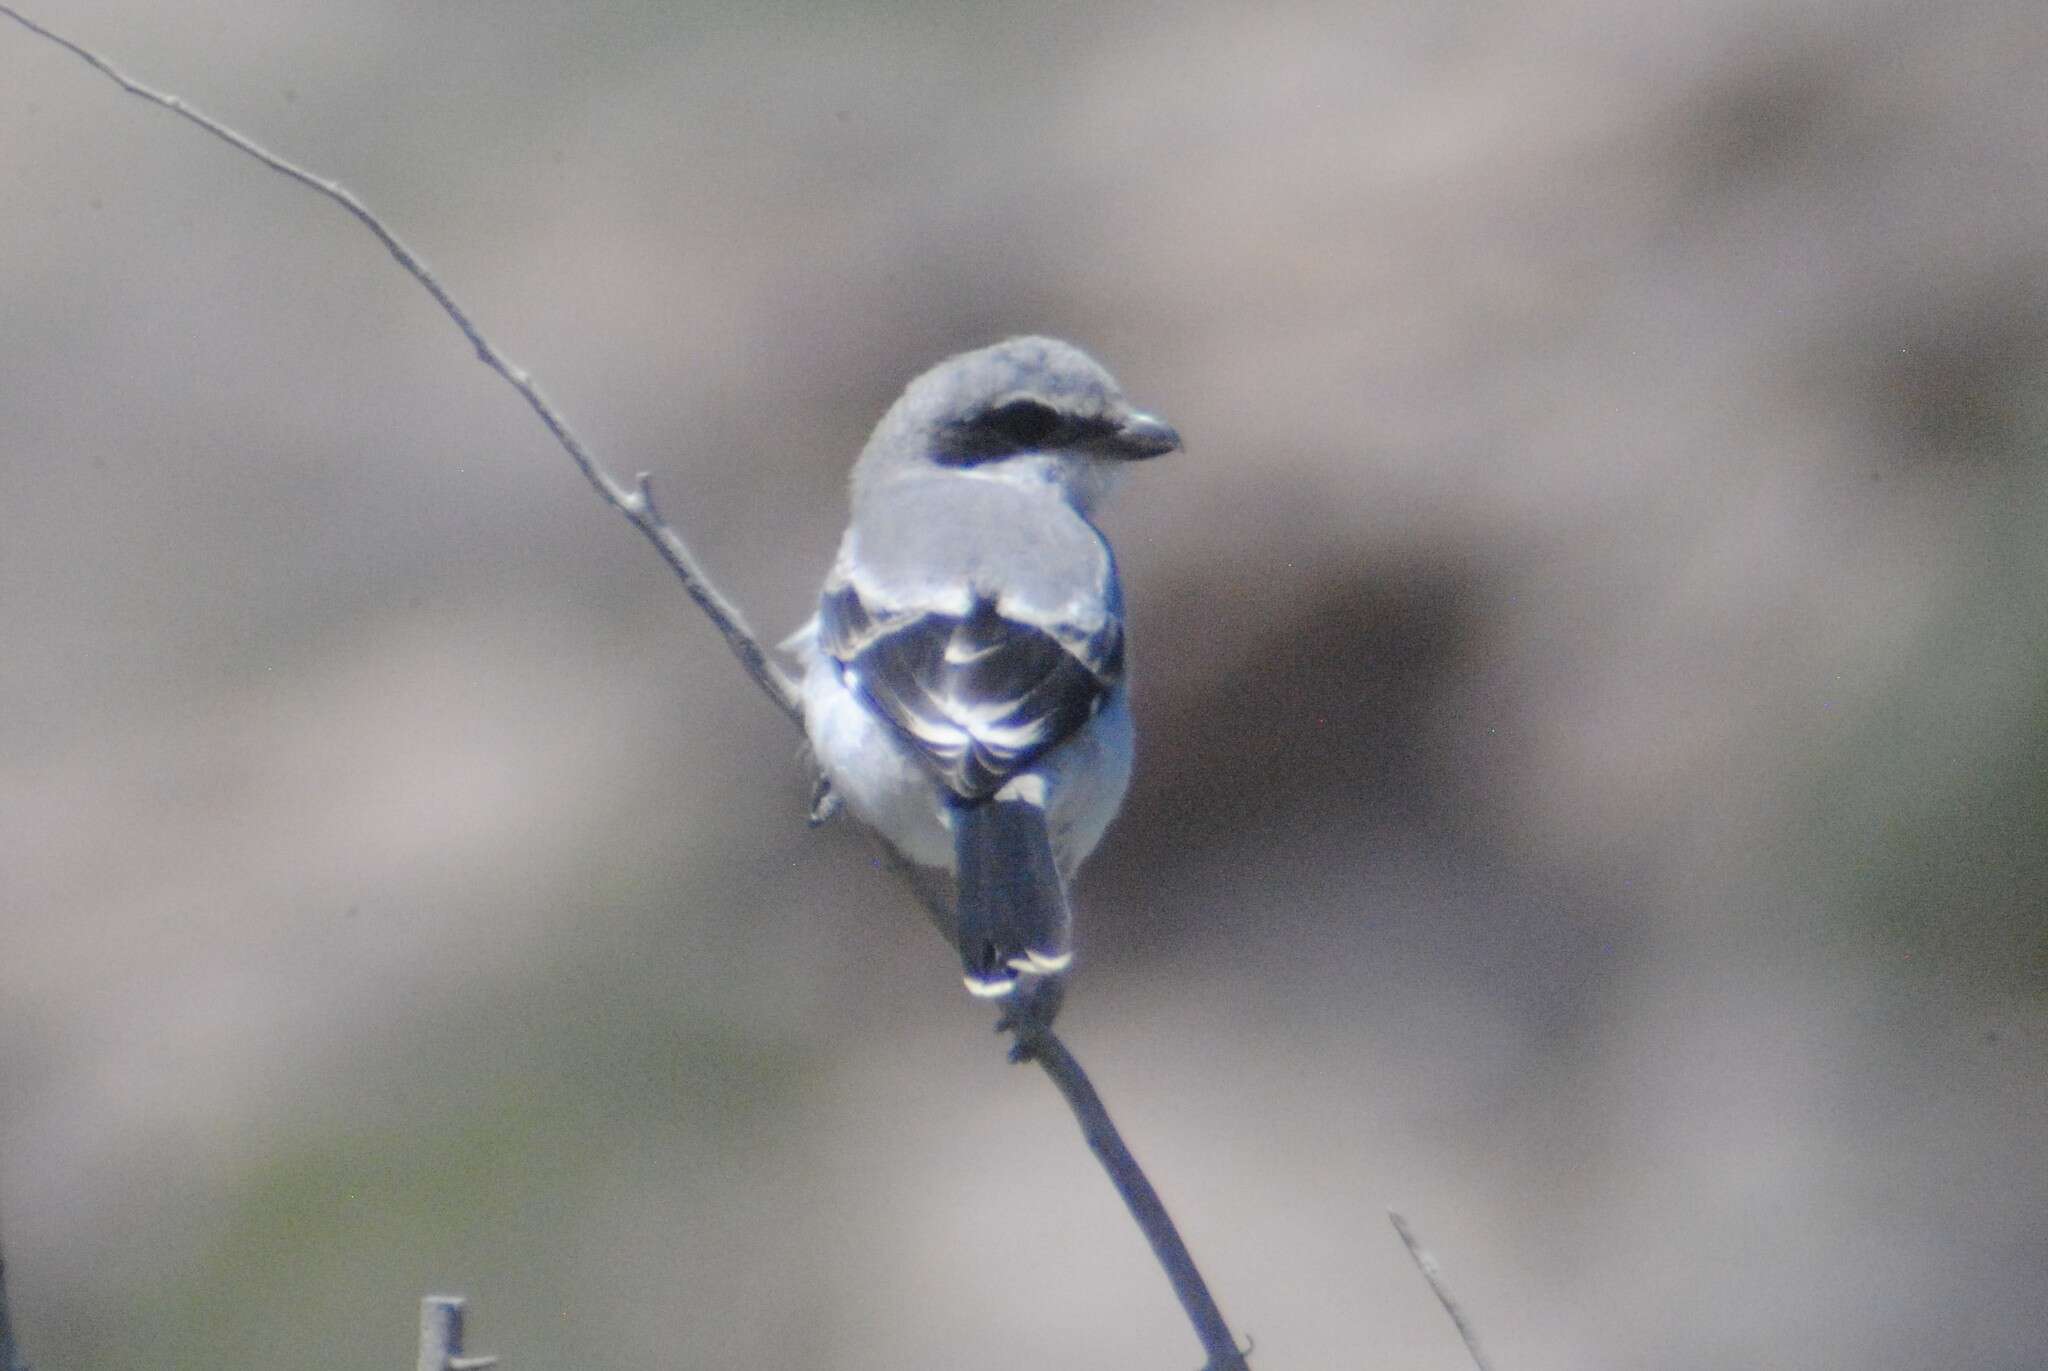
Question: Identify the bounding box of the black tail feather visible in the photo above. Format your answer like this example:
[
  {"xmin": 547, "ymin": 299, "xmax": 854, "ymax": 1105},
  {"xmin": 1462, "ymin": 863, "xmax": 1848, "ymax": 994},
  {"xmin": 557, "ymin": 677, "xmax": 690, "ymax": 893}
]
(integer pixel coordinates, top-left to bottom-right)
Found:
[{"xmin": 953, "ymin": 797, "xmax": 1070, "ymax": 995}]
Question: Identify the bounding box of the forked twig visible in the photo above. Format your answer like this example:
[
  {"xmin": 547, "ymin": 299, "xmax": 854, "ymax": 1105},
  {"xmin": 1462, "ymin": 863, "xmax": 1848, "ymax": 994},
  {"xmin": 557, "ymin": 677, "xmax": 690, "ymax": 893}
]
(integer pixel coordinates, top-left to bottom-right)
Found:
[
  {"xmin": 0, "ymin": 9, "xmax": 1247, "ymax": 1367},
  {"xmin": 0, "ymin": 4, "xmax": 800, "ymax": 727}
]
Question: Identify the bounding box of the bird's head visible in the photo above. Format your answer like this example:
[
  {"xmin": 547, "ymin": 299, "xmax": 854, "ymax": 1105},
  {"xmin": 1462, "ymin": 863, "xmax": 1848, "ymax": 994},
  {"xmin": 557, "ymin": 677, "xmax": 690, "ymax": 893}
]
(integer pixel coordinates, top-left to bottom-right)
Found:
[{"xmin": 856, "ymin": 336, "xmax": 1180, "ymax": 514}]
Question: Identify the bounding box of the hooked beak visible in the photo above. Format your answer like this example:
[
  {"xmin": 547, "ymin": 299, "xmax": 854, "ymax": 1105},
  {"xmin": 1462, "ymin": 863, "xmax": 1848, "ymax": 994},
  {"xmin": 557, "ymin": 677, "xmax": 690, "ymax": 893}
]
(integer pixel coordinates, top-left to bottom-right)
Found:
[{"xmin": 1111, "ymin": 410, "xmax": 1182, "ymax": 459}]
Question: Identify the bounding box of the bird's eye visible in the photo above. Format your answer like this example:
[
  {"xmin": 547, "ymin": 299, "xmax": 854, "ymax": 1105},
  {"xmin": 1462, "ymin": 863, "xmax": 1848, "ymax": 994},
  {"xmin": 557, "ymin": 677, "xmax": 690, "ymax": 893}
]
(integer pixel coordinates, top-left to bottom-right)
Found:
[{"xmin": 979, "ymin": 398, "xmax": 1065, "ymax": 448}]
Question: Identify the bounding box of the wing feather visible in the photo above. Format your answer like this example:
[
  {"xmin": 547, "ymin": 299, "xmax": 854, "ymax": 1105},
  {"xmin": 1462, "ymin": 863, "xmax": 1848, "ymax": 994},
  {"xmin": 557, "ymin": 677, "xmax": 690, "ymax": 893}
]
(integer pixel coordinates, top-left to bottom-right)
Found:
[{"xmin": 822, "ymin": 583, "xmax": 1120, "ymax": 800}]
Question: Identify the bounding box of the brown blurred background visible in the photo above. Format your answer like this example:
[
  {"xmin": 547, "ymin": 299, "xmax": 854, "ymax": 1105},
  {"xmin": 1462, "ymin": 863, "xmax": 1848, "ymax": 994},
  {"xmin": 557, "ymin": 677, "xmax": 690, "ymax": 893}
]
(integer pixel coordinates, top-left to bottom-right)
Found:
[{"xmin": 2, "ymin": 2, "xmax": 2044, "ymax": 1368}]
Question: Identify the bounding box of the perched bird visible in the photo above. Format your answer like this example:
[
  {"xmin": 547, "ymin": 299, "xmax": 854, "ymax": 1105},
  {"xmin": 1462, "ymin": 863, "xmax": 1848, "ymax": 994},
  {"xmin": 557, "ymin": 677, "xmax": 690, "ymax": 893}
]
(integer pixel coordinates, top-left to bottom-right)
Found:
[{"xmin": 789, "ymin": 337, "xmax": 1179, "ymax": 1004}]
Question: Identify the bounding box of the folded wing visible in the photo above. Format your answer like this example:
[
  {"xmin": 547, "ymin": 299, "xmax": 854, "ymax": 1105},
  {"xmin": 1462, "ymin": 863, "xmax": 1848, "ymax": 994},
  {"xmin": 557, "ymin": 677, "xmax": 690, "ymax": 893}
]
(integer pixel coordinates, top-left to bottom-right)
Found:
[{"xmin": 821, "ymin": 584, "xmax": 1122, "ymax": 800}]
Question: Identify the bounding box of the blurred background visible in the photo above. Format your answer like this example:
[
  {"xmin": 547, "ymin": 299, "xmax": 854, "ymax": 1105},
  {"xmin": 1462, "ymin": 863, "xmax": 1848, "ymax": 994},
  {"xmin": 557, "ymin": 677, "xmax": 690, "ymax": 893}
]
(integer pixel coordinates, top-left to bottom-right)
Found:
[{"xmin": 2, "ymin": 1, "xmax": 2043, "ymax": 1367}]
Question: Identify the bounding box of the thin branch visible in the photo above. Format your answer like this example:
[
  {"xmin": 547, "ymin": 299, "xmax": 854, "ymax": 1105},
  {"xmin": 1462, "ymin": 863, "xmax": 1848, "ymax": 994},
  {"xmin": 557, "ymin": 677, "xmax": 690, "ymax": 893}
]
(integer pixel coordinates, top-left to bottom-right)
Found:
[
  {"xmin": 416, "ymin": 1295, "xmax": 498, "ymax": 1371},
  {"xmin": 0, "ymin": 1245, "xmax": 30, "ymax": 1371},
  {"xmin": 884, "ymin": 802, "xmax": 1246, "ymax": 1370},
  {"xmin": 1, "ymin": 10, "xmax": 1251, "ymax": 1367},
  {"xmin": 1390, "ymin": 1211, "xmax": 1494, "ymax": 1371},
  {"xmin": 1013, "ymin": 1019, "xmax": 1250, "ymax": 1371},
  {"xmin": 0, "ymin": 3, "xmax": 801, "ymax": 727}
]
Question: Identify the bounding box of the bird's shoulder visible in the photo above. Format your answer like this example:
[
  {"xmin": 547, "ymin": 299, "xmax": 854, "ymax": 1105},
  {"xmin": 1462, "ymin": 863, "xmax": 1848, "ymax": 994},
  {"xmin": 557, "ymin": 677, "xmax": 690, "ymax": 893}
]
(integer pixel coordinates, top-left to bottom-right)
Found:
[
  {"xmin": 814, "ymin": 474, "xmax": 1127, "ymax": 796},
  {"xmin": 841, "ymin": 471, "xmax": 1117, "ymax": 612}
]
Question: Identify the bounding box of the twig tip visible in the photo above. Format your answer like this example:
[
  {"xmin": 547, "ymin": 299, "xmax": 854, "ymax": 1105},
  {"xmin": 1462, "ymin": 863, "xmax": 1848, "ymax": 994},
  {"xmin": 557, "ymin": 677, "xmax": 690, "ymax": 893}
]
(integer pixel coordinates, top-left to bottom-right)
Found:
[{"xmin": 1389, "ymin": 1210, "xmax": 1495, "ymax": 1371}]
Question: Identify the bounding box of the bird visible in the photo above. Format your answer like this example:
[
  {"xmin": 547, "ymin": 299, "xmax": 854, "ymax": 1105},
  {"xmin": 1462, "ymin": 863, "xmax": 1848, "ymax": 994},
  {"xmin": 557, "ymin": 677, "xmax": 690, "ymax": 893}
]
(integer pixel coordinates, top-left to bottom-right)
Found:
[{"xmin": 787, "ymin": 336, "xmax": 1179, "ymax": 1007}]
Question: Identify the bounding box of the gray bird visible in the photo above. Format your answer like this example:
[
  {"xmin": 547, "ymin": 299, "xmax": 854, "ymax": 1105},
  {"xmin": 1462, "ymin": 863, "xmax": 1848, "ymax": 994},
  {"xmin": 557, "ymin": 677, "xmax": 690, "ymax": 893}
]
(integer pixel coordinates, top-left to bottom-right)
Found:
[{"xmin": 788, "ymin": 337, "xmax": 1180, "ymax": 1004}]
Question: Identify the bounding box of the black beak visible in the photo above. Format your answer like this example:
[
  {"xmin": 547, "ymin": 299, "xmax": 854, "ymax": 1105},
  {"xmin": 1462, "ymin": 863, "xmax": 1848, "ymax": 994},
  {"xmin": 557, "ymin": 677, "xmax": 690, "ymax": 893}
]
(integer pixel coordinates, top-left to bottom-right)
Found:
[{"xmin": 1112, "ymin": 410, "xmax": 1182, "ymax": 459}]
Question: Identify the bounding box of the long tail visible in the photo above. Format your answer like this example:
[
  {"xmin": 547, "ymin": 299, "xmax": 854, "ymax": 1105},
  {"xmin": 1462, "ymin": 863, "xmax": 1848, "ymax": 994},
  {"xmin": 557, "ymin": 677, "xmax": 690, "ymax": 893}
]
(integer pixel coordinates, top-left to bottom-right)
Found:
[{"xmin": 953, "ymin": 794, "xmax": 1072, "ymax": 998}]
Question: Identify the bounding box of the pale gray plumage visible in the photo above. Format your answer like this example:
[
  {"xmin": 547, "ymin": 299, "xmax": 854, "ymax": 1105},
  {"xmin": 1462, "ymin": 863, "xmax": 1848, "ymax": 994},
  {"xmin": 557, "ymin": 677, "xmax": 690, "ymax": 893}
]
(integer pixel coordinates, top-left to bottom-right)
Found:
[{"xmin": 789, "ymin": 337, "xmax": 1178, "ymax": 1002}]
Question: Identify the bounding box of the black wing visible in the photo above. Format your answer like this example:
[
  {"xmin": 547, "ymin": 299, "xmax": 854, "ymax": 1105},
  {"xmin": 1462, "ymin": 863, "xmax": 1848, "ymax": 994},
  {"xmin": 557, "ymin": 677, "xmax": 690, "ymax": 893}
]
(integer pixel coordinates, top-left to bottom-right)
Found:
[{"xmin": 821, "ymin": 584, "xmax": 1122, "ymax": 801}]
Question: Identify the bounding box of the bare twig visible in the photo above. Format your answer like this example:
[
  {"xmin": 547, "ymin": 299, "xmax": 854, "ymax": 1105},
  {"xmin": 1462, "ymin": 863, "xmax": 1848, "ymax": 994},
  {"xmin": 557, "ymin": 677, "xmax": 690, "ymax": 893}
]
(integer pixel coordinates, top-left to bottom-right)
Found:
[
  {"xmin": 1013, "ymin": 1019, "xmax": 1250, "ymax": 1371},
  {"xmin": 417, "ymin": 1295, "xmax": 498, "ymax": 1371},
  {"xmin": 0, "ymin": 1245, "xmax": 29, "ymax": 1371},
  {"xmin": 1, "ymin": 9, "xmax": 1251, "ymax": 1366},
  {"xmin": 0, "ymin": 3, "xmax": 801, "ymax": 727},
  {"xmin": 1390, "ymin": 1211, "xmax": 1494, "ymax": 1371}
]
